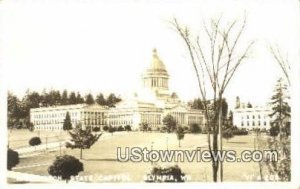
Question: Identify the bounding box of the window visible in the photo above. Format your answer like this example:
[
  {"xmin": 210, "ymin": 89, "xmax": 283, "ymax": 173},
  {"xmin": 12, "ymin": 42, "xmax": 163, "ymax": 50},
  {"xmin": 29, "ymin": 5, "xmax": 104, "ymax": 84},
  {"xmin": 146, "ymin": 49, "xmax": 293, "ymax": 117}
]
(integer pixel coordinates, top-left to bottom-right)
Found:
[
  {"xmin": 241, "ymin": 122, "xmax": 244, "ymax": 126},
  {"xmin": 247, "ymin": 115, "xmax": 249, "ymax": 119},
  {"xmin": 253, "ymin": 115, "xmax": 255, "ymax": 119},
  {"xmin": 252, "ymin": 121, "xmax": 255, "ymax": 126}
]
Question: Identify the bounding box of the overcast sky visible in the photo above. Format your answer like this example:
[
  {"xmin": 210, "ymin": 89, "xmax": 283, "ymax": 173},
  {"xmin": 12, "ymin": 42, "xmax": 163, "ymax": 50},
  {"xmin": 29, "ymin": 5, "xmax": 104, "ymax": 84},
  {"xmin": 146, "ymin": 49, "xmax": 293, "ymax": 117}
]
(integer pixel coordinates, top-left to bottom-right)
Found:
[{"xmin": 1, "ymin": 0, "xmax": 299, "ymax": 109}]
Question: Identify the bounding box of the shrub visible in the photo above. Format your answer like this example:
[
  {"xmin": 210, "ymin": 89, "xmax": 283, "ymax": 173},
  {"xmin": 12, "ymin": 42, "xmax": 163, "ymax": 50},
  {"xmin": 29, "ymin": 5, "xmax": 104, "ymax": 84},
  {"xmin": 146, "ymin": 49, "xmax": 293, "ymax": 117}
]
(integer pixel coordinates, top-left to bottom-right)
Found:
[
  {"xmin": 92, "ymin": 126, "xmax": 100, "ymax": 132},
  {"xmin": 124, "ymin": 125, "xmax": 132, "ymax": 131},
  {"xmin": 65, "ymin": 142, "xmax": 74, "ymax": 149},
  {"xmin": 29, "ymin": 137, "xmax": 41, "ymax": 146},
  {"xmin": 117, "ymin": 126, "xmax": 124, "ymax": 131},
  {"xmin": 7, "ymin": 149, "xmax": 19, "ymax": 170},
  {"xmin": 48, "ymin": 155, "xmax": 83, "ymax": 183},
  {"xmin": 139, "ymin": 123, "xmax": 149, "ymax": 132},
  {"xmin": 145, "ymin": 165, "xmax": 185, "ymax": 182},
  {"xmin": 222, "ymin": 128, "xmax": 234, "ymax": 140},
  {"xmin": 233, "ymin": 129, "xmax": 248, "ymax": 135},
  {"xmin": 28, "ymin": 122, "xmax": 34, "ymax": 132},
  {"xmin": 183, "ymin": 126, "xmax": 189, "ymax": 131},
  {"xmin": 189, "ymin": 123, "xmax": 201, "ymax": 133},
  {"xmin": 103, "ymin": 125, "xmax": 109, "ymax": 131},
  {"xmin": 160, "ymin": 126, "xmax": 167, "ymax": 133},
  {"xmin": 108, "ymin": 126, "xmax": 116, "ymax": 134}
]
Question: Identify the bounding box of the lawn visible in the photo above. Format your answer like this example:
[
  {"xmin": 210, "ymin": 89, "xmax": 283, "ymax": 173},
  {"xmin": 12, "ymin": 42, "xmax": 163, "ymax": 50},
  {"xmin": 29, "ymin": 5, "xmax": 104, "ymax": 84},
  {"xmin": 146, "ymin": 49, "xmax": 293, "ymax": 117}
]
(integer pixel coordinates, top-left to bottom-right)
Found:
[
  {"xmin": 10, "ymin": 131, "xmax": 266, "ymax": 182},
  {"xmin": 8, "ymin": 129, "xmax": 71, "ymax": 149}
]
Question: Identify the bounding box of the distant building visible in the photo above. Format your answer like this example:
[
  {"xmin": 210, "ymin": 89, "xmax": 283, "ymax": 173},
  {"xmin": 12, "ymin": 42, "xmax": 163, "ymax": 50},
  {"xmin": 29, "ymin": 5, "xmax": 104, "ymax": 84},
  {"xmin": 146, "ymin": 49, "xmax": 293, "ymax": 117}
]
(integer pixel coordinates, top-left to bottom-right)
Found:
[
  {"xmin": 233, "ymin": 106, "xmax": 272, "ymax": 130},
  {"xmin": 107, "ymin": 49, "xmax": 205, "ymax": 130},
  {"xmin": 30, "ymin": 104, "xmax": 107, "ymax": 130}
]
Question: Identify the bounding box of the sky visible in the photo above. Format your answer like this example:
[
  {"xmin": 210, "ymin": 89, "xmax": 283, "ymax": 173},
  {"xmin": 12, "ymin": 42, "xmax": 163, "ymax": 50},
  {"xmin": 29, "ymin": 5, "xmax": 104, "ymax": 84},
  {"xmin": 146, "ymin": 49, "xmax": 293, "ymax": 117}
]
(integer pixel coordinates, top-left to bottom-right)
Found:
[{"xmin": 1, "ymin": 0, "xmax": 299, "ymax": 109}]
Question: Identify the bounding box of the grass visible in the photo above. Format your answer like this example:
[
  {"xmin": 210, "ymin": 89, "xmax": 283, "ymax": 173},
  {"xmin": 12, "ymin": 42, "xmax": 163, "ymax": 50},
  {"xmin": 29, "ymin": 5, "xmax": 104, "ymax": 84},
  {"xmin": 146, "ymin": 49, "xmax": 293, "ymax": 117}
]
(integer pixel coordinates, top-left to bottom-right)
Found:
[
  {"xmin": 9, "ymin": 131, "xmax": 267, "ymax": 182},
  {"xmin": 8, "ymin": 129, "xmax": 70, "ymax": 149}
]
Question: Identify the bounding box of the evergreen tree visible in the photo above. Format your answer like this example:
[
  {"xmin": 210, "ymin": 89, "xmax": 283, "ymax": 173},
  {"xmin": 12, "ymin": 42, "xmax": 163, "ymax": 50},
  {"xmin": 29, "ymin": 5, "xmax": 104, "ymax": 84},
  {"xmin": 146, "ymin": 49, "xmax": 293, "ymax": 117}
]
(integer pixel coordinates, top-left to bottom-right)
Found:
[
  {"xmin": 266, "ymin": 77, "xmax": 291, "ymax": 181},
  {"xmin": 61, "ymin": 90, "xmax": 69, "ymax": 105},
  {"xmin": 106, "ymin": 93, "xmax": 121, "ymax": 107},
  {"xmin": 63, "ymin": 112, "xmax": 72, "ymax": 131},
  {"xmin": 162, "ymin": 115, "xmax": 177, "ymax": 133},
  {"xmin": 69, "ymin": 92, "xmax": 77, "ymax": 105},
  {"xmin": 7, "ymin": 92, "xmax": 22, "ymax": 127},
  {"xmin": 67, "ymin": 124, "xmax": 102, "ymax": 159},
  {"xmin": 270, "ymin": 78, "xmax": 290, "ymax": 138},
  {"xmin": 76, "ymin": 92, "xmax": 84, "ymax": 104},
  {"xmin": 51, "ymin": 90, "xmax": 61, "ymax": 105},
  {"xmin": 41, "ymin": 90, "xmax": 60, "ymax": 106},
  {"xmin": 23, "ymin": 90, "xmax": 41, "ymax": 109},
  {"xmin": 96, "ymin": 93, "xmax": 106, "ymax": 105},
  {"xmin": 189, "ymin": 98, "xmax": 204, "ymax": 110},
  {"xmin": 40, "ymin": 90, "xmax": 50, "ymax": 106},
  {"xmin": 85, "ymin": 93, "xmax": 95, "ymax": 105}
]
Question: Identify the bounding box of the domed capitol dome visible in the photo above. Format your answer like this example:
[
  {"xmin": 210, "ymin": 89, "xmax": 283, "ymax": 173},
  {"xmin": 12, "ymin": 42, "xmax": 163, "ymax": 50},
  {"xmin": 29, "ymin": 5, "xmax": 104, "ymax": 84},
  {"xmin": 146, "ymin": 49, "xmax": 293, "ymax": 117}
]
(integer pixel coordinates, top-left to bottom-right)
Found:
[
  {"xmin": 142, "ymin": 49, "xmax": 169, "ymax": 94},
  {"xmin": 145, "ymin": 48, "xmax": 168, "ymax": 75}
]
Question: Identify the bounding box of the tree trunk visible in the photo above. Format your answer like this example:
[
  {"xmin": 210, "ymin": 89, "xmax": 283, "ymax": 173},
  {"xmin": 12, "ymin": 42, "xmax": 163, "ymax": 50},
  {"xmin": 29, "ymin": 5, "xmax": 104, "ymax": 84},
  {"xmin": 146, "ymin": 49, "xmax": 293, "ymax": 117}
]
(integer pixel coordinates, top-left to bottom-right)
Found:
[
  {"xmin": 213, "ymin": 131, "xmax": 219, "ymax": 182},
  {"xmin": 213, "ymin": 163, "xmax": 218, "ymax": 182},
  {"xmin": 80, "ymin": 147, "xmax": 83, "ymax": 159},
  {"xmin": 218, "ymin": 105, "xmax": 223, "ymax": 182},
  {"xmin": 259, "ymin": 162, "xmax": 264, "ymax": 181}
]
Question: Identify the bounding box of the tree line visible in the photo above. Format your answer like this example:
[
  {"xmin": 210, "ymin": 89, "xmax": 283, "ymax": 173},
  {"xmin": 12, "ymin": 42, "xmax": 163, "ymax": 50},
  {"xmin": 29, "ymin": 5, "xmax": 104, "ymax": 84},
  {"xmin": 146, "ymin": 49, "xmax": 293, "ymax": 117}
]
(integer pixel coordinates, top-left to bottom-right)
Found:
[{"xmin": 7, "ymin": 89, "xmax": 121, "ymax": 128}]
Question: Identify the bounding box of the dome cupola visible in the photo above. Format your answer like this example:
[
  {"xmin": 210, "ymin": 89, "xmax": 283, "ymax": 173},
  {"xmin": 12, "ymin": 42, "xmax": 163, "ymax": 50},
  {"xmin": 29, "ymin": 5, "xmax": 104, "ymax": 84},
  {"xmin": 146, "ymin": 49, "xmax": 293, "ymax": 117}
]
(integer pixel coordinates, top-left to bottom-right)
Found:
[{"xmin": 142, "ymin": 49, "xmax": 169, "ymax": 92}]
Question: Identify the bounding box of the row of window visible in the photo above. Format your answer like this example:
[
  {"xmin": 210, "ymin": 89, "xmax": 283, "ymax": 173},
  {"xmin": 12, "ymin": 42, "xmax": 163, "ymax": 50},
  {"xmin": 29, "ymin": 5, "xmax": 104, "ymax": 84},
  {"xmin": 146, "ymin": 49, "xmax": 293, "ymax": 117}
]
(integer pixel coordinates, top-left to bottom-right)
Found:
[
  {"xmin": 109, "ymin": 114, "xmax": 133, "ymax": 119},
  {"xmin": 33, "ymin": 111, "xmax": 105, "ymax": 120},
  {"xmin": 188, "ymin": 116, "xmax": 203, "ymax": 125},
  {"xmin": 34, "ymin": 118, "xmax": 106, "ymax": 125},
  {"xmin": 110, "ymin": 118, "xmax": 133, "ymax": 126},
  {"xmin": 241, "ymin": 121, "xmax": 268, "ymax": 127},
  {"xmin": 145, "ymin": 78, "xmax": 168, "ymax": 88},
  {"xmin": 141, "ymin": 114, "xmax": 161, "ymax": 125},
  {"xmin": 241, "ymin": 114, "xmax": 269, "ymax": 119},
  {"xmin": 170, "ymin": 113, "xmax": 185, "ymax": 124},
  {"xmin": 35, "ymin": 125, "xmax": 62, "ymax": 130}
]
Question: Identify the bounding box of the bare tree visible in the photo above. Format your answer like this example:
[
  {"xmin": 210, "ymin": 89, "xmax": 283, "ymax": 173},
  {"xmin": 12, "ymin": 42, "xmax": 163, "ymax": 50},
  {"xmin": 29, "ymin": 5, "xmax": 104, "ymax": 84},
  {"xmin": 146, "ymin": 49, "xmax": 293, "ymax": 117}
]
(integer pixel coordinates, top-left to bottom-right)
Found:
[
  {"xmin": 269, "ymin": 45, "xmax": 291, "ymax": 85},
  {"xmin": 170, "ymin": 15, "xmax": 254, "ymax": 182}
]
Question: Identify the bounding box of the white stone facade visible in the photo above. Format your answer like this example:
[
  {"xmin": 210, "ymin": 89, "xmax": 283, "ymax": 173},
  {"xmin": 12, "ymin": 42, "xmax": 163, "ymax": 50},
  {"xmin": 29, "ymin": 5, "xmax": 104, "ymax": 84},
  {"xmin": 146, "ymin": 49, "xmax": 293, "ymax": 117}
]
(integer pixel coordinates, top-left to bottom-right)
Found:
[
  {"xmin": 30, "ymin": 104, "xmax": 107, "ymax": 130},
  {"xmin": 233, "ymin": 106, "xmax": 272, "ymax": 130}
]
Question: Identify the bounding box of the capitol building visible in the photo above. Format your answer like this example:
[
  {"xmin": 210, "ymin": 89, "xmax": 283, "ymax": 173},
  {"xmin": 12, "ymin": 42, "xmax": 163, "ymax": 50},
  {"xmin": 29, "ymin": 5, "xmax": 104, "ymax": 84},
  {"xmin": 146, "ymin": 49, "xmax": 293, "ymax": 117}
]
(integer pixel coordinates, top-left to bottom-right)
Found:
[{"xmin": 30, "ymin": 49, "xmax": 205, "ymax": 131}]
